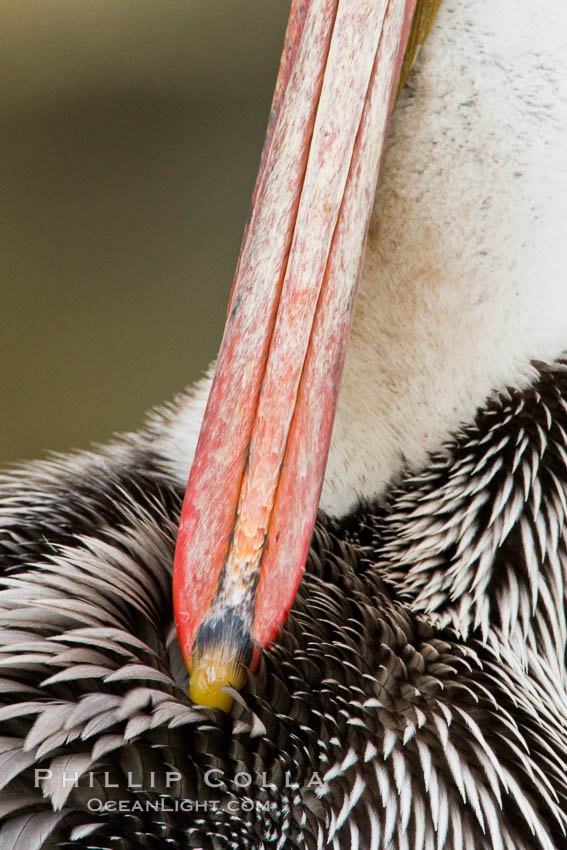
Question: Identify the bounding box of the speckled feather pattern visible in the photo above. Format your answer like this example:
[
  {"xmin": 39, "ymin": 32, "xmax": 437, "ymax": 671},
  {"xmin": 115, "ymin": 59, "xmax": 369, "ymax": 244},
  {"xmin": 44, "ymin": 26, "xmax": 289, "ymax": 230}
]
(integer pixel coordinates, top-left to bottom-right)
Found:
[{"xmin": 1, "ymin": 362, "xmax": 567, "ymax": 848}]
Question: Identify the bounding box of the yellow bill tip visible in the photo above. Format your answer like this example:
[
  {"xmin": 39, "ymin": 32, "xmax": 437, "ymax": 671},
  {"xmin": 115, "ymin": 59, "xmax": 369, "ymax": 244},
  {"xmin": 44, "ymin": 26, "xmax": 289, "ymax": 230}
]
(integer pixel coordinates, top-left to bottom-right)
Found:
[{"xmin": 189, "ymin": 648, "xmax": 247, "ymax": 712}]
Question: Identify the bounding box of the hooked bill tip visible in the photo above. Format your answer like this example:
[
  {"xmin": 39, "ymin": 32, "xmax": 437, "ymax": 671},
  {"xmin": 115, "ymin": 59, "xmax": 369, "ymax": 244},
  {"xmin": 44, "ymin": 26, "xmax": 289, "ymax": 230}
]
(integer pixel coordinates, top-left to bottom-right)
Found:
[
  {"xmin": 188, "ymin": 609, "xmax": 254, "ymax": 711},
  {"xmin": 189, "ymin": 648, "xmax": 247, "ymax": 712}
]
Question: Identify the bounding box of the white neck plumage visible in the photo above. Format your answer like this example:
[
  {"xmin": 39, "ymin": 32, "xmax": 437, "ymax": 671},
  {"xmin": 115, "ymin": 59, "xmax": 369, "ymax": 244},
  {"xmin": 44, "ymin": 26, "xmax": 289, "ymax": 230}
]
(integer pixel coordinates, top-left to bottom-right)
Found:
[{"xmin": 322, "ymin": 0, "xmax": 567, "ymax": 514}]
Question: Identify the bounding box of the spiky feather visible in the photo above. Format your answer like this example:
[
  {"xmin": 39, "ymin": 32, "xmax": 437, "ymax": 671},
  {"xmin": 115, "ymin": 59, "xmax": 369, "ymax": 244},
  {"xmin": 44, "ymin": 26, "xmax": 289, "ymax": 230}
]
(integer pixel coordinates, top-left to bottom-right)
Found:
[{"xmin": 1, "ymin": 361, "xmax": 567, "ymax": 848}]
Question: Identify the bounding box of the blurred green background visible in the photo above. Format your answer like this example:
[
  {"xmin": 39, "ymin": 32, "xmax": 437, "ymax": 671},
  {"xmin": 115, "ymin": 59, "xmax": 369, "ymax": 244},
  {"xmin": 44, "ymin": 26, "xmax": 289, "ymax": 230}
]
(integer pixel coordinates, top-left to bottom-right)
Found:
[{"xmin": 1, "ymin": 0, "xmax": 288, "ymax": 465}]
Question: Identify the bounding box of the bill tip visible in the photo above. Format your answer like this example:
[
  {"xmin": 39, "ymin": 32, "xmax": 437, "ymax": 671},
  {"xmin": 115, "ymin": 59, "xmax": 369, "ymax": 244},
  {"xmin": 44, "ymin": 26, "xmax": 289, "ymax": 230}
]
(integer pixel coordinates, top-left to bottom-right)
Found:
[{"xmin": 189, "ymin": 648, "xmax": 247, "ymax": 712}]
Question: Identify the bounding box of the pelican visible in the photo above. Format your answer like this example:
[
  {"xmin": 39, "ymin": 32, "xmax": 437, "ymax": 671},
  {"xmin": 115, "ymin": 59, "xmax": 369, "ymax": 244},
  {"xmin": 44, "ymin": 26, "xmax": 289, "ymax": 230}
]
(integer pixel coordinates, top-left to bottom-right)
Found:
[{"xmin": 1, "ymin": 0, "xmax": 567, "ymax": 848}]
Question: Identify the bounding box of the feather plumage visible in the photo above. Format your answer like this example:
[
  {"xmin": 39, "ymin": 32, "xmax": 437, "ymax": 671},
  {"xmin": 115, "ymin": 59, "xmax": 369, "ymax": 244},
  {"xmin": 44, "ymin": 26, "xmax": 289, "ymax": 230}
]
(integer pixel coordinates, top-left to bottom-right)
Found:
[{"xmin": 1, "ymin": 361, "xmax": 567, "ymax": 847}]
